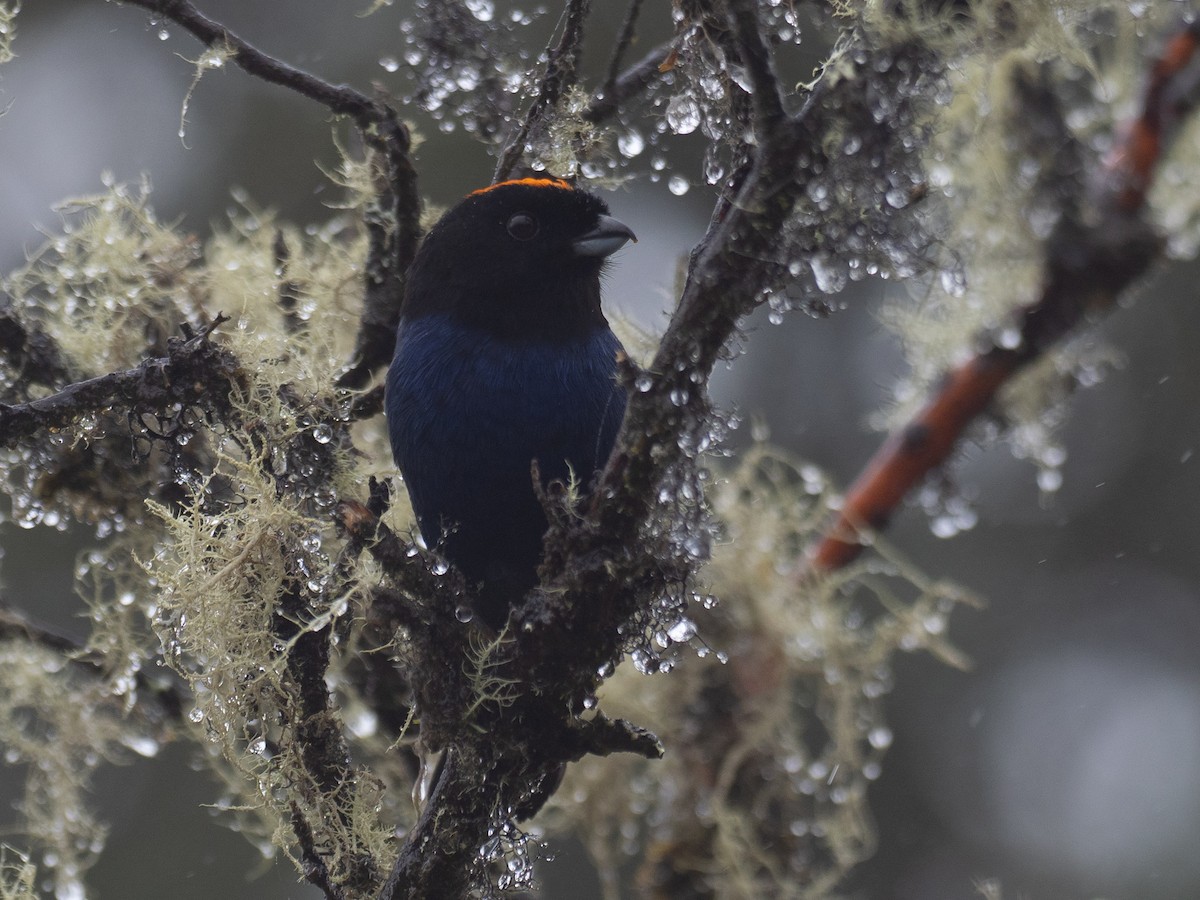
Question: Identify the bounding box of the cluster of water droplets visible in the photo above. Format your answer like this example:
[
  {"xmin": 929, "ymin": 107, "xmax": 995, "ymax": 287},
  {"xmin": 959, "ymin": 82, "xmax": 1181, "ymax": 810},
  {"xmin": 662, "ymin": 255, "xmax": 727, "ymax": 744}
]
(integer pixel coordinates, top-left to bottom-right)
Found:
[
  {"xmin": 478, "ymin": 817, "xmax": 542, "ymax": 894},
  {"xmin": 611, "ymin": 382, "xmax": 737, "ymax": 676},
  {"xmin": 392, "ymin": 0, "xmax": 541, "ymax": 139},
  {"xmin": 263, "ymin": 404, "xmax": 356, "ymax": 515},
  {"xmin": 768, "ymin": 45, "xmax": 950, "ymax": 316},
  {"xmin": 915, "ymin": 479, "xmax": 980, "ymax": 540}
]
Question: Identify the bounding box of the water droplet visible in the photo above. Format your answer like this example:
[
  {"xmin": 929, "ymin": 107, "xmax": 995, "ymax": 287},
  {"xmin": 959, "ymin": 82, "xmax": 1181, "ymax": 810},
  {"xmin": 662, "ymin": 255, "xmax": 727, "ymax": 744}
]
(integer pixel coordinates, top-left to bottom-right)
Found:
[
  {"xmin": 455, "ymin": 605, "xmax": 474, "ymax": 623},
  {"xmin": 666, "ymin": 618, "xmax": 696, "ymax": 643},
  {"xmin": 665, "ymin": 94, "xmax": 701, "ymax": 135},
  {"xmin": 868, "ymin": 726, "xmax": 893, "ymax": 750},
  {"xmin": 996, "ymin": 327, "xmax": 1022, "ymax": 350},
  {"xmin": 311, "ymin": 423, "xmax": 333, "ymax": 444},
  {"xmin": 617, "ymin": 129, "xmax": 645, "ymax": 158},
  {"xmin": 379, "ymin": 56, "xmax": 400, "ymax": 72},
  {"xmin": 121, "ymin": 734, "xmax": 161, "ymax": 758},
  {"xmin": 667, "ymin": 175, "xmax": 690, "ymax": 196},
  {"xmin": 1036, "ymin": 467, "xmax": 1063, "ymax": 493},
  {"xmin": 464, "ymin": 0, "xmax": 494, "ymax": 20}
]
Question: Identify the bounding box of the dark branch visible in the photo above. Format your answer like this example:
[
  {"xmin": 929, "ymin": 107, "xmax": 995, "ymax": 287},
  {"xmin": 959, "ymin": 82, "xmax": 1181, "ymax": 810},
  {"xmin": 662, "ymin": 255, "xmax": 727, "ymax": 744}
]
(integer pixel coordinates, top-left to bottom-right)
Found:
[
  {"xmin": 0, "ymin": 299, "xmax": 71, "ymax": 395},
  {"xmin": 291, "ymin": 803, "xmax": 347, "ymax": 900},
  {"xmin": 119, "ymin": 0, "xmax": 389, "ymax": 127},
  {"xmin": 0, "ymin": 316, "xmax": 241, "ymax": 450},
  {"xmin": 584, "ymin": 39, "xmax": 672, "ymax": 125},
  {"xmin": 724, "ymin": 0, "xmax": 787, "ymax": 128},
  {"xmin": 568, "ymin": 713, "xmax": 664, "ymax": 760},
  {"xmin": 599, "ymin": 0, "xmax": 645, "ymax": 106},
  {"xmin": 118, "ymin": 0, "xmax": 419, "ymax": 389},
  {"xmin": 336, "ymin": 109, "xmax": 422, "ymax": 389},
  {"xmin": 493, "ymin": 0, "xmax": 593, "ymax": 182}
]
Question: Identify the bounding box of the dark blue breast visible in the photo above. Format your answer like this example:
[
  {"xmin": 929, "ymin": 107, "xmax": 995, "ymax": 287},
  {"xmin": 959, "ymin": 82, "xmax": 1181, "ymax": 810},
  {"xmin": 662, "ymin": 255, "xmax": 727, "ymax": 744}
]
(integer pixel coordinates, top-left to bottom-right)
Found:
[{"xmin": 386, "ymin": 313, "xmax": 626, "ymax": 625}]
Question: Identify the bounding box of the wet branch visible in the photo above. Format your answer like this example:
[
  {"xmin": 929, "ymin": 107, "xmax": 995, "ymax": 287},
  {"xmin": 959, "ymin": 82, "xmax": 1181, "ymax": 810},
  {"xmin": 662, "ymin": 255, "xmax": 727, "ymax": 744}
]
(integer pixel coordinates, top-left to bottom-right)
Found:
[
  {"xmin": 493, "ymin": 0, "xmax": 593, "ymax": 182},
  {"xmin": 584, "ymin": 39, "xmax": 673, "ymax": 125},
  {"xmin": 374, "ymin": 0, "xmax": 838, "ymax": 886},
  {"xmin": 808, "ymin": 24, "xmax": 1198, "ymax": 574},
  {"xmin": 0, "ymin": 299, "xmax": 71, "ymax": 395},
  {"xmin": 118, "ymin": 0, "xmax": 389, "ymax": 125},
  {"xmin": 0, "ymin": 317, "xmax": 241, "ymax": 450},
  {"xmin": 116, "ymin": 0, "xmax": 420, "ymax": 389},
  {"xmin": 599, "ymin": 0, "xmax": 645, "ymax": 104}
]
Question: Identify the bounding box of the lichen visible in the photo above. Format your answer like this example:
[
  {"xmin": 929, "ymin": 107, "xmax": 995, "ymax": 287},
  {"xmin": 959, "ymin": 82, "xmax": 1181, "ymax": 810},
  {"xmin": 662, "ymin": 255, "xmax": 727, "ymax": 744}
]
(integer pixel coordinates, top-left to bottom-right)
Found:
[
  {"xmin": 552, "ymin": 446, "xmax": 976, "ymax": 897},
  {"xmin": 872, "ymin": 2, "xmax": 1175, "ymax": 495},
  {"xmin": 0, "ymin": 3, "xmax": 18, "ymax": 66},
  {"xmin": 0, "ymin": 641, "xmax": 156, "ymax": 900}
]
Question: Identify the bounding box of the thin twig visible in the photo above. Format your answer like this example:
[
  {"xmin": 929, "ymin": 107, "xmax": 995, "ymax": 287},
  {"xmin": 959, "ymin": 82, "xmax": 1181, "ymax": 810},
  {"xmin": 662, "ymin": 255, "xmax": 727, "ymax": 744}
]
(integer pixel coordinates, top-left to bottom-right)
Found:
[
  {"xmin": 493, "ymin": 0, "xmax": 593, "ymax": 182},
  {"xmin": 584, "ymin": 39, "xmax": 672, "ymax": 124},
  {"xmin": 599, "ymin": 0, "xmax": 645, "ymax": 104},
  {"xmin": 724, "ymin": 0, "xmax": 787, "ymax": 128},
  {"xmin": 119, "ymin": 0, "xmax": 388, "ymax": 127}
]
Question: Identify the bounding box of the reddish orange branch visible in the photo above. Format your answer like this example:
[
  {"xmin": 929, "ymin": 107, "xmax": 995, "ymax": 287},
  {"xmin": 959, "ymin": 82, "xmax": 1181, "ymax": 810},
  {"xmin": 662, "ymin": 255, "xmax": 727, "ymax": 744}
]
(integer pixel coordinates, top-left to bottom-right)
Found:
[
  {"xmin": 1107, "ymin": 21, "xmax": 1200, "ymax": 212},
  {"xmin": 811, "ymin": 354, "xmax": 1018, "ymax": 572},
  {"xmin": 809, "ymin": 22, "xmax": 1200, "ymax": 575}
]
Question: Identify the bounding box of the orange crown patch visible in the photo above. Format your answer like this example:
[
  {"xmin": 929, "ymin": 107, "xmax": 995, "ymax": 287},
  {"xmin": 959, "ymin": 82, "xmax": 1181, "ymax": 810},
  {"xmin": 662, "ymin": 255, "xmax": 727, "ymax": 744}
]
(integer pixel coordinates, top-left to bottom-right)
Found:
[{"xmin": 469, "ymin": 177, "xmax": 573, "ymax": 196}]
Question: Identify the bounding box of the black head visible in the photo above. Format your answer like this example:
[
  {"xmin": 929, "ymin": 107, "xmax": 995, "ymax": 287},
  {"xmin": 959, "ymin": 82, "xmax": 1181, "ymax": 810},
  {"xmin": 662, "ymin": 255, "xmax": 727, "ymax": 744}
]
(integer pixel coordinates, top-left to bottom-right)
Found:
[{"xmin": 402, "ymin": 178, "xmax": 636, "ymax": 342}]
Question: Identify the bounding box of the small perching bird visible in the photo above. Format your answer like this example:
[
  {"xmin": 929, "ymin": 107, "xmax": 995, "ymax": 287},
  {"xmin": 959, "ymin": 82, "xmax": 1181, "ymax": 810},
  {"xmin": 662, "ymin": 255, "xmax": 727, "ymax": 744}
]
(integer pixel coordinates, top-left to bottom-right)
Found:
[{"xmin": 386, "ymin": 178, "xmax": 636, "ymax": 629}]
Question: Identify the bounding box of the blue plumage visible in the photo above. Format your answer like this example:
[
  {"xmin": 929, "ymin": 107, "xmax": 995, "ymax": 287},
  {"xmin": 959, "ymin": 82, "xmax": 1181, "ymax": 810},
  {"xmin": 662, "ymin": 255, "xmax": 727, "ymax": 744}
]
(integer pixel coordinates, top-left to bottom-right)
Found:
[{"xmin": 385, "ymin": 179, "xmax": 634, "ymax": 628}]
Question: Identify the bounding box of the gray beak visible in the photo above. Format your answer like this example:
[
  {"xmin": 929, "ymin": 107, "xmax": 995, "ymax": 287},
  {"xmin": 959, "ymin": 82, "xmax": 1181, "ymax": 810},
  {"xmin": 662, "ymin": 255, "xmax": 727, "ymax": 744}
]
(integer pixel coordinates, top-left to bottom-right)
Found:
[{"xmin": 572, "ymin": 214, "xmax": 637, "ymax": 258}]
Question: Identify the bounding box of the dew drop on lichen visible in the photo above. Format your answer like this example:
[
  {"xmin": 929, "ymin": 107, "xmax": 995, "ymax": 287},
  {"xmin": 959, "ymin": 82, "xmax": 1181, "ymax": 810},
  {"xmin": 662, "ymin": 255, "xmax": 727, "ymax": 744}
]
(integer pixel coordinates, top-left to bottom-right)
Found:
[
  {"xmin": 665, "ymin": 94, "xmax": 701, "ymax": 135},
  {"xmin": 617, "ymin": 129, "xmax": 645, "ymax": 158}
]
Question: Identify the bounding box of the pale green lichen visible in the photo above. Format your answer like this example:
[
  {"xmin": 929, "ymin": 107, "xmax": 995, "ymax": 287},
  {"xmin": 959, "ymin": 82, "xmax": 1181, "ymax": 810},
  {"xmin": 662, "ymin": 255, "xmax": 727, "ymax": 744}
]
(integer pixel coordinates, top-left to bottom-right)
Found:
[
  {"xmin": 552, "ymin": 446, "xmax": 977, "ymax": 898},
  {"xmin": 0, "ymin": 848, "xmax": 36, "ymax": 900},
  {"xmin": 5, "ymin": 179, "xmax": 201, "ymax": 378},
  {"xmin": 0, "ymin": 641, "xmax": 155, "ymax": 900},
  {"xmin": 143, "ymin": 443, "xmax": 395, "ymax": 887},
  {"xmin": 179, "ymin": 42, "xmax": 236, "ymax": 147},
  {"xmin": 0, "ymin": 4, "xmax": 18, "ymax": 66},
  {"xmin": 872, "ymin": 2, "xmax": 1176, "ymax": 485}
]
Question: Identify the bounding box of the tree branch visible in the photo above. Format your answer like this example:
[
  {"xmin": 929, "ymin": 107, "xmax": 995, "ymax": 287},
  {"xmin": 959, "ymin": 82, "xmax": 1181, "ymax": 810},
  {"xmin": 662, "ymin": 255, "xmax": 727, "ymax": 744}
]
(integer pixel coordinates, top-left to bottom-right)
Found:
[
  {"xmin": 118, "ymin": 0, "xmax": 388, "ymax": 126},
  {"xmin": 598, "ymin": 0, "xmax": 645, "ymax": 107},
  {"xmin": 724, "ymin": 0, "xmax": 787, "ymax": 129},
  {"xmin": 809, "ymin": 25, "xmax": 1199, "ymax": 573},
  {"xmin": 117, "ymin": 0, "xmax": 421, "ymax": 389},
  {"xmin": 0, "ymin": 316, "xmax": 241, "ymax": 450},
  {"xmin": 493, "ymin": 0, "xmax": 593, "ymax": 182},
  {"xmin": 584, "ymin": 39, "xmax": 672, "ymax": 125}
]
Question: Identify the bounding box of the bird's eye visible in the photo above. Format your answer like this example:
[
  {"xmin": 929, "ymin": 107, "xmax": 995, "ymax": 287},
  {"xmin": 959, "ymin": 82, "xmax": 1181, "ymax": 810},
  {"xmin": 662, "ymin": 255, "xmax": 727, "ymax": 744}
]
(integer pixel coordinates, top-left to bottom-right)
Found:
[{"xmin": 506, "ymin": 213, "xmax": 539, "ymax": 241}]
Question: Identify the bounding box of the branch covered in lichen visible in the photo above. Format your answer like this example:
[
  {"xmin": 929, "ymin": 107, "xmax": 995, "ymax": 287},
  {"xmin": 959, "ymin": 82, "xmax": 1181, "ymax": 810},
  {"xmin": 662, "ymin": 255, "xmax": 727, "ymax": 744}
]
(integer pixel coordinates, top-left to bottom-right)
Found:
[{"xmin": 810, "ymin": 22, "xmax": 1196, "ymax": 573}]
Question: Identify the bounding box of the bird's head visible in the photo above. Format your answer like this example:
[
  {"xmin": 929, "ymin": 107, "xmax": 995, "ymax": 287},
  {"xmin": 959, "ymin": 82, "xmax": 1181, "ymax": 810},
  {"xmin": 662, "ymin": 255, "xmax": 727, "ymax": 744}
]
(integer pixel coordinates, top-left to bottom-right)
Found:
[{"xmin": 401, "ymin": 178, "xmax": 636, "ymax": 342}]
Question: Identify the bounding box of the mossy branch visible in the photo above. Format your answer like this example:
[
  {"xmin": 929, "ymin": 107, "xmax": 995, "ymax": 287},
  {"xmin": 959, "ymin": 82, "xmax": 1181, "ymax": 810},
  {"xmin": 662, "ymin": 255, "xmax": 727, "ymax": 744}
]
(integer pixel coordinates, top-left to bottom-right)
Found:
[
  {"xmin": 809, "ymin": 24, "xmax": 1198, "ymax": 573},
  {"xmin": 0, "ymin": 316, "xmax": 240, "ymax": 449},
  {"xmin": 117, "ymin": 0, "xmax": 421, "ymax": 388}
]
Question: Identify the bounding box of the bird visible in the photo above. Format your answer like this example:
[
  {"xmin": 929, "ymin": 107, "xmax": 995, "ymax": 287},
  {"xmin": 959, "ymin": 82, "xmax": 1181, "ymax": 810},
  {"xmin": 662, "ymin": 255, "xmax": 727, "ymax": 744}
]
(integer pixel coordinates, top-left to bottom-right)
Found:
[{"xmin": 386, "ymin": 177, "xmax": 636, "ymax": 630}]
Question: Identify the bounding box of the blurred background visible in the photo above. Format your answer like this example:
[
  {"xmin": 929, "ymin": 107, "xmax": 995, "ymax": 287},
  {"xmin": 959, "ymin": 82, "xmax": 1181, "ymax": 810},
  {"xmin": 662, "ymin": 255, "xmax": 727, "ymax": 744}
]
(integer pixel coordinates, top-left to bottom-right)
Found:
[{"xmin": 3, "ymin": 2, "xmax": 1200, "ymax": 898}]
